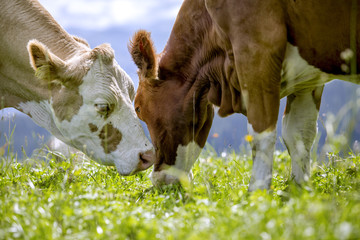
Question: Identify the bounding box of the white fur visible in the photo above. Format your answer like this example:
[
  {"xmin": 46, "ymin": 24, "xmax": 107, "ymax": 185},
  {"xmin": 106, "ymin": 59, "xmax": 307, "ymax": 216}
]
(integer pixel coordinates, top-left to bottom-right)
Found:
[
  {"xmin": 19, "ymin": 100, "xmax": 66, "ymax": 141},
  {"xmin": 151, "ymin": 141, "xmax": 201, "ymax": 186},
  {"xmin": 174, "ymin": 141, "xmax": 202, "ymax": 172},
  {"xmin": 280, "ymin": 44, "xmax": 329, "ymax": 184},
  {"xmin": 151, "ymin": 168, "xmax": 188, "ymax": 186},
  {"xmin": 247, "ymin": 124, "xmax": 276, "ymax": 191},
  {"xmin": 282, "ymin": 90, "xmax": 319, "ymax": 183},
  {"xmin": 19, "ymin": 59, "xmax": 152, "ymax": 175},
  {"xmin": 1, "ymin": 1, "xmax": 153, "ymax": 175},
  {"xmin": 244, "ymin": 44, "xmax": 359, "ymax": 191},
  {"xmin": 280, "ymin": 44, "xmax": 359, "ymax": 98}
]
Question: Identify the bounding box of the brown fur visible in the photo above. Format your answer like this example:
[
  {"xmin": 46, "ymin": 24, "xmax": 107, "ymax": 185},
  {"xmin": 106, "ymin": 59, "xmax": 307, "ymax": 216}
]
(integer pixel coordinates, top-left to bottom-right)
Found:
[
  {"xmin": 89, "ymin": 123, "xmax": 98, "ymax": 133},
  {"xmin": 129, "ymin": 30, "xmax": 158, "ymax": 79},
  {"xmin": 99, "ymin": 123, "xmax": 122, "ymax": 154},
  {"xmin": 51, "ymin": 84, "xmax": 83, "ymax": 122},
  {"xmin": 130, "ymin": 0, "xmax": 360, "ymax": 171},
  {"xmin": 26, "ymin": 40, "xmax": 115, "ymax": 123},
  {"xmin": 285, "ymin": 0, "xmax": 359, "ymax": 74}
]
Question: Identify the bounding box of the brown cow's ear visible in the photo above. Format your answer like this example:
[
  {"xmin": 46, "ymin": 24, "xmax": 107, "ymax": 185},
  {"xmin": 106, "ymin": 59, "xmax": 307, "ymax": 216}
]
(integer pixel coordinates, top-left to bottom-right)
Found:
[
  {"xmin": 27, "ymin": 40, "xmax": 66, "ymax": 82},
  {"xmin": 129, "ymin": 30, "xmax": 157, "ymax": 79}
]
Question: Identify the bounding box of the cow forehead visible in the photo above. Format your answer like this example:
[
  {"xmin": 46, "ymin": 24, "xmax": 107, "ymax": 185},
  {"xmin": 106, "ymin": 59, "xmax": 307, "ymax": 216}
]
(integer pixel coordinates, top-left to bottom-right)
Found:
[
  {"xmin": 50, "ymin": 59, "xmax": 124, "ymax": 123},
  {"xmin": 45, "ymin": 58, "xmax": 134, "ymax": 133},
  {"xmin": 80, "ymin": 59, "xmax": 134, "ymax": 102},
  {"xmin": 79, "ymin": 60, "xmax": 121, "ymax": 101}
]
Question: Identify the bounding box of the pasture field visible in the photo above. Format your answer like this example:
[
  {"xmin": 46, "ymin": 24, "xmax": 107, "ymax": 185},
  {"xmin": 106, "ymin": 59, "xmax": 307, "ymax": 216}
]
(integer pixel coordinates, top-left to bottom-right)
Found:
[{"xmin": 1, "ymin": 150, "xmax": 360, "ymax": 240}]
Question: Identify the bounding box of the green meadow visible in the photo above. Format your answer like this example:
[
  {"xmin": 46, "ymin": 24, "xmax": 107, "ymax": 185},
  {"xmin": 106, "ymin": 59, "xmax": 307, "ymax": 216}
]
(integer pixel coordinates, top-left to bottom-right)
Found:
[{"xmin": 1, "ymin": 149, "xmax": 360, "ymax": 240}]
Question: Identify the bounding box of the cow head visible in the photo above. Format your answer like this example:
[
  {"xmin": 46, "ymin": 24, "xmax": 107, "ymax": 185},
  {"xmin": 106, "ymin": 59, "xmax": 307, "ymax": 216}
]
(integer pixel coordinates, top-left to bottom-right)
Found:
[
  {"xmin": 129, "ymin": 31, "xmax": 214, "ymax": 186},
  {"xmin": 22, "ymin": 39, "xmax": 154, "ymax": 175}
]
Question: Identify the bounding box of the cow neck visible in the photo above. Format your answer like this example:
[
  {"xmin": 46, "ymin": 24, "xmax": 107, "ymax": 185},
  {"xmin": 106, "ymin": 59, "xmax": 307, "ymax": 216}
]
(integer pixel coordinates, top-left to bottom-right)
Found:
[
  {"xmin": 158, "ymin": 0, "xmax": 245, "ymax": 116},
  {"xmin": 158, "ymin": 0, "xmax": 215, "ymax": 95},
  {"xmin": 0, "ymin": 0, "xmax": 89, "ymax": 108},
  {"xmin": 5, "ymin": 0, "xmax": 86, "ymax": 61}
]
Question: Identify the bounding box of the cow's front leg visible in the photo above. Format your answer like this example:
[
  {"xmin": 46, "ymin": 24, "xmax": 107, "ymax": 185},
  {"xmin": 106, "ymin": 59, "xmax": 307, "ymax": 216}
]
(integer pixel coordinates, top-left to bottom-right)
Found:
[
  {"xmin": 282, "ymin": 87, "xmax": 323, "ymax": 184},
  {"xmin": 206, "ymin": 0, "xmax": 287, "ymax": 191},
  {"xmin": 248, "ymin": 124, "xmax": 277, "ymax": 191}
]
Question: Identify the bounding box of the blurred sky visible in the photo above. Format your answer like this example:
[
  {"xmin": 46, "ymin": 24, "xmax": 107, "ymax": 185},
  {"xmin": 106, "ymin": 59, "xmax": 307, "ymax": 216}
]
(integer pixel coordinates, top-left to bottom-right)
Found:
[
  {"xmin": 2, "ymin": 0, "xmax": 182, "ymax": 115},
  {"xmin": 38, "ymin": 0, "xmax": 183, "ymax": 90},
  {"xmin": 38, "ymin": 0, "xmax": 182, "ymax": 30}
]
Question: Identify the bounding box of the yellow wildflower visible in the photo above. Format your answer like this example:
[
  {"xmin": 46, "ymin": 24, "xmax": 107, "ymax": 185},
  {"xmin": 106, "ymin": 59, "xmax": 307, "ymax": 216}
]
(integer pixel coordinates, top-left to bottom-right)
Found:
[{"xmin": 245, "ymin": 134, "xmax": 253, "ymax": 143}]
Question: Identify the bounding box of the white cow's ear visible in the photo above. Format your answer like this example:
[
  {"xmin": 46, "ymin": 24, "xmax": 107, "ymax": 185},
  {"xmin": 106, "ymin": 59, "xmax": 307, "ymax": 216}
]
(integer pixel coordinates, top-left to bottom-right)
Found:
[
  {"xmin": 27, "ymin": 39, "xmax": 66, "ymax": 82},
  {"xmin": 128, "ymin": 30, "xmax": 158, "ymax": 80}
]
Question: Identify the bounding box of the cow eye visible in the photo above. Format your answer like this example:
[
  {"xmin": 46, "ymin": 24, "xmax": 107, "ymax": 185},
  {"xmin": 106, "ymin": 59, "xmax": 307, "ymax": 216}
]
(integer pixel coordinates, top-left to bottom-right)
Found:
[
  {"xmin": 135, "ymin": 106, "xmax": 141, "ymax": 114},
  {"xmin": 95, "ymin": 103, "xmax": 111, "ymax": 116}
]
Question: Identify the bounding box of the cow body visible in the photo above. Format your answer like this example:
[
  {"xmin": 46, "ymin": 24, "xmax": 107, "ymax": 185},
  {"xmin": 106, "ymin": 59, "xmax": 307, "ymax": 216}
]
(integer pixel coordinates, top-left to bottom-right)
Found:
[
  {"xmin": 130, "ymin": 0, "xmax": 359, "ymax": 190},
  {"xmin": 0, "ymin": 0, "xmax": 154, "ymax": 175}
]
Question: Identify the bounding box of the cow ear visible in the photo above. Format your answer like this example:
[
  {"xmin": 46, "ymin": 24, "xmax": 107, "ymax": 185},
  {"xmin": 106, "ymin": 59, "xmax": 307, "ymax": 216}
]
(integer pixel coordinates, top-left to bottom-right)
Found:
[
  {"xmin": 27, "ymin": 40, "xmax": 66, "ymax": 82},
  {"xmin": 129, "ymin": 30, "xmax": 157, "ymax": 79}
]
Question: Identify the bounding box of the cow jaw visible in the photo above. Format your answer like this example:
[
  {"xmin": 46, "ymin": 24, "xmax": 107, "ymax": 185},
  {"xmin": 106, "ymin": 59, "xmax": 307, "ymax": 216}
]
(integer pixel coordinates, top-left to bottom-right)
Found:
[{"xmin": 151, "ymin": 141, "xmax": 202, "ymax": 186}]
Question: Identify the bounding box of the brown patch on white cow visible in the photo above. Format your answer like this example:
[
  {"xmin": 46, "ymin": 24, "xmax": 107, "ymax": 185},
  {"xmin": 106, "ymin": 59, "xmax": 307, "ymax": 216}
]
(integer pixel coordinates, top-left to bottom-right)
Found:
[
  {"xmin": 99, "ymin": 123, "xmax": 122, "ymax": 154},
  {"xmin": 51, "ymin": 83, "xmax": 83, "ymax": 122},
  {"xmin": 49, "ymin": 44, "xmax": 115, "ymax": 123},
  {"xmin": 89, "ymin": 123, "xmax": 98, "ymax": 133}
]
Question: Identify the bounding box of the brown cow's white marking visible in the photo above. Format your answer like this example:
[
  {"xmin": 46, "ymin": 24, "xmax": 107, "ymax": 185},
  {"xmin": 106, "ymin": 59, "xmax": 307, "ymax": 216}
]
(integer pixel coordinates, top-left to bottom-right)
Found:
[
  {"xmin": 151, "ymin": 141, "xmax": 201, "ymax": 186},
  {"xmin": 174, "ymin": 142, "xmax": 202, "ymax": 173},
  {"xmin": 1, "ymin": 0, "xmax": 154, "ymax": 175},
  {"xmin": 282, "ymin": 90, "xmax": 319, "ymax": 183},
  {"xmin": 247, "ymin": 124, "xmax": 276, "ymax": 191},
  {"xmin": 247, "ymin": 44, "xmax": 359, "ymax": 189},
  {"xmin": 280, "ymin": 44, "xmax": 358, "ymax": 98},
  {"xmin": 280, "ymin": 44, "xmax": 359, "ymax": 185}
]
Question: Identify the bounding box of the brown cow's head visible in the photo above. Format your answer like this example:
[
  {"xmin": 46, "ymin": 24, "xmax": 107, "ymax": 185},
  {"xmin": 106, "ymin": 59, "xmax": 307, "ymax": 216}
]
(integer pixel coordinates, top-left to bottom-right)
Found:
[{"xmin": 129, "ymin": 31, "xmax": 214, "ymax": 186}]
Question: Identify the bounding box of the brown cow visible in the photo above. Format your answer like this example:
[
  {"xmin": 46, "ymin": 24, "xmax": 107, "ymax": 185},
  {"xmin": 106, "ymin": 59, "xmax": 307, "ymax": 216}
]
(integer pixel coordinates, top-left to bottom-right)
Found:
[{"xmin": 129, "ymin": 0, "xmax": 360, "ymax": 190}]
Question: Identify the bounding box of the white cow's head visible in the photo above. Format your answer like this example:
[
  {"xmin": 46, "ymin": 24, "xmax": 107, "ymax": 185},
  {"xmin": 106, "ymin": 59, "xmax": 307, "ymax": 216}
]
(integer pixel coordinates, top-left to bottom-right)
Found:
[{"xmin": 21, "ymin": 39, "xmax": 154, "ymax": 175}]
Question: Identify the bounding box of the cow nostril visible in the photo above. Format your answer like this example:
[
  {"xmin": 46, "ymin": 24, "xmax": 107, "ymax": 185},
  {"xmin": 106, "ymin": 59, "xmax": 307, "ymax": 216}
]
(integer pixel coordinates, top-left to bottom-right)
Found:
[
  {"xmin": 140, "ymin": 153, "xmax": 149, "ymax": 164},
  {"xmin": 137, "ymin": 150, "xmax": 155, "ymax": 171}
]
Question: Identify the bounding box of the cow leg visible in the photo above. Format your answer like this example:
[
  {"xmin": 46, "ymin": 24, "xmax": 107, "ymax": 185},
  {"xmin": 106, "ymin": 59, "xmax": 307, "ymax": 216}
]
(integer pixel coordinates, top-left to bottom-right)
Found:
[
  {"xmin": 282, "ymin": 86, "xmax": 324, "ymax": 184},
  {"xmin": 205, "ymin": 0, "xmax": 287, "ymax": 191},
  {"xmin": 248, "ymin": 124, "xmax": 277, "ymax": 191}
]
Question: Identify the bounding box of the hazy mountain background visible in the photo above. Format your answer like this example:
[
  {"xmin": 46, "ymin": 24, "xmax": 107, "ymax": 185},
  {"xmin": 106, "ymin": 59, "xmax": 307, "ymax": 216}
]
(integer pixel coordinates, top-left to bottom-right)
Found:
[{"xmin": 1, "ymin": 0, "xmax": 359, "ymax": 158}]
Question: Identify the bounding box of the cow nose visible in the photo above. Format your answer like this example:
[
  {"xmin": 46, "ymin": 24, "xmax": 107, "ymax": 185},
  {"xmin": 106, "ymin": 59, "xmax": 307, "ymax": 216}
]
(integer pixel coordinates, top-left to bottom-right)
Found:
[{"xmin": 137, "ymin": 150, "xmax": 155, "ymax": 171}]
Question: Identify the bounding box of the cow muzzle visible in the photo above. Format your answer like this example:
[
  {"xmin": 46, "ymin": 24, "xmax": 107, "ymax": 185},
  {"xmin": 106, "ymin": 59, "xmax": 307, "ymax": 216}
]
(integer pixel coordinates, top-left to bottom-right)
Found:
[{"xmin": 136, "ymin": 150, "xmax": 155, "ymax": 172}]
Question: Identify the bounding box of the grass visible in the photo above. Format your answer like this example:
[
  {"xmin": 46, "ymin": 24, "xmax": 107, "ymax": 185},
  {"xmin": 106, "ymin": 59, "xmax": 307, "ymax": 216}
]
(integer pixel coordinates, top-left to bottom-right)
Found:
[{"xmin": 1, "ymin": 150, "xmax": 360, "ymax": 240}]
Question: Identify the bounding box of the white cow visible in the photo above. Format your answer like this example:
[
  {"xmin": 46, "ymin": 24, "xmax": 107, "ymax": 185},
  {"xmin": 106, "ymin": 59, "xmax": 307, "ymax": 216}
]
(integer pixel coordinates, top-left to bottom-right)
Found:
[{"xmin": 0, "ymin": 0, "xmax": 154, "ymax": 175}]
